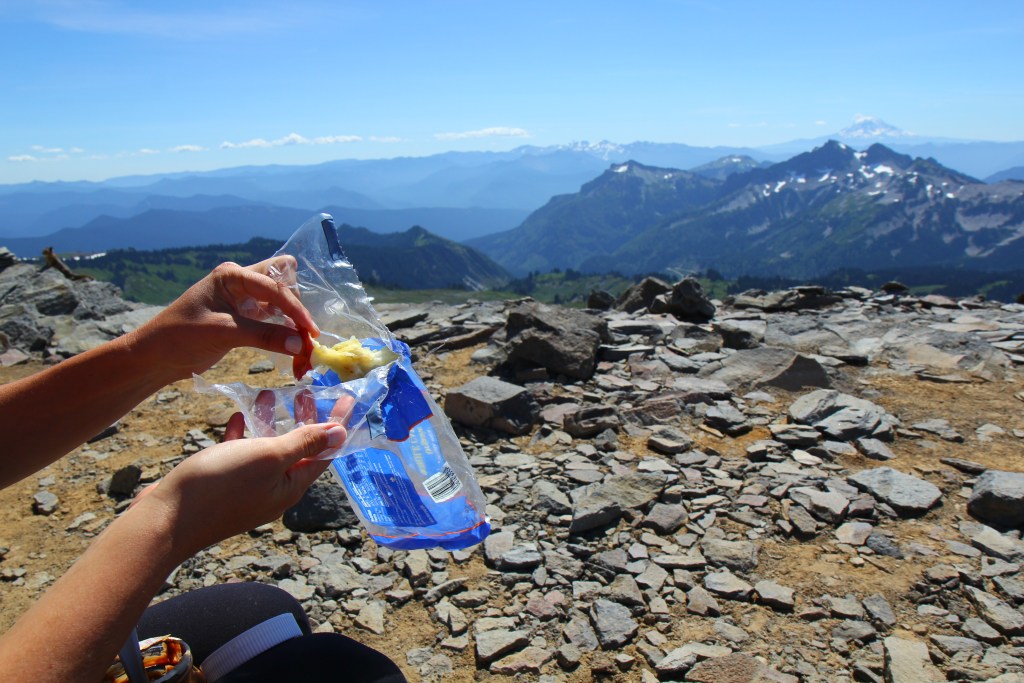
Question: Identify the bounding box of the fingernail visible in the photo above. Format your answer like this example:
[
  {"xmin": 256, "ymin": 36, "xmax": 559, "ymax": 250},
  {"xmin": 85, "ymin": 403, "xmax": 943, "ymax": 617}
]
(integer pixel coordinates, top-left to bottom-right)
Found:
[
  {"xmin": 325, "ymin": 425, "xmax": 346, "ymax": 448},
  {"xmin": 285, "ymin": 335, "xmax": 303, "ymax": 355}
]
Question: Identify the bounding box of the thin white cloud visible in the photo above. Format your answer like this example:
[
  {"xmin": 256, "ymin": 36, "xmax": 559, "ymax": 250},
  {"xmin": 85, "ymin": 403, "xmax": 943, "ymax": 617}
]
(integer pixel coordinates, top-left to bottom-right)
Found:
[
  {"xmin": 22, "ymin": 0, "xmax": 330, "ymax": 40},
  {"xmin": 434, "ymin": 127, "xmax": 530, "ymax": 141},
  {"xmin": 221, "ymin": 132, "xmax": 361, "ymax": 149},
  {"xmin": 221, "ymin": 133, "xmax": 307, "ymax": 149},
  {"xmin": 69, "ymin": 147, "xmax": 85, "ymax": 153},
  {"xmin": 31, "ymin": 145, "xmax": 64, "ymax": 153},
  {"xmin": 136, "ymin": 148, "xmax": 159, "ymax": 155},
  {"xmin": 8, "ymin": 154, "xmax": 39, "ymax": 162},
  {"xmin": 313, "ymin": 135, "xmax": 361, "ymax": 144},
  {"xmin": 170, "ymin": 144, "xmax": 206, "ymax": 153},
  {"xmin": 815, "ymin": 120, "xmax": 827, "ymax": 126}
]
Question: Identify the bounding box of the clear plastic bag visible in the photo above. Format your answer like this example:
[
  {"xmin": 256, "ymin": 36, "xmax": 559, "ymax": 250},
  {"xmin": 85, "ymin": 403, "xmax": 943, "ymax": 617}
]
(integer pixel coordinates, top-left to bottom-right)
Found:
[{"xmin": 197, "ymin": 213, "xmax": 490, "ymax": 550}]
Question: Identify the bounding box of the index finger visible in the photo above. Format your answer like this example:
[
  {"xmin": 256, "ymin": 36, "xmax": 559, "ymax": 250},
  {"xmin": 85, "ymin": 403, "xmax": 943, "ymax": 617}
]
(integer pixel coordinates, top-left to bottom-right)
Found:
[
  {"xmin": 249, "ymin": 255, "xmax": 298, "ymax": 287},
  {"xmin": 223, "ymin": 266, "xmax": 319, "ymax": 337}
]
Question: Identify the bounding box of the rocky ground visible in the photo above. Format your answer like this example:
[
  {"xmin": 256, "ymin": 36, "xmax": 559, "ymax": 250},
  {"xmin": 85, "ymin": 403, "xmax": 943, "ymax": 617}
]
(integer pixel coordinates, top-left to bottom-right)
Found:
[{"xmin": 3, "ymin": 261, "xmax": 1024, "ymax": 682}]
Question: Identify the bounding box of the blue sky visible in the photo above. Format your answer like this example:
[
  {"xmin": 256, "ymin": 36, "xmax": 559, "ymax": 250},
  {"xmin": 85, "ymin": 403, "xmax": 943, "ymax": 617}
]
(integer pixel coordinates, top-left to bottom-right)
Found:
[{"xmin": 2, "ymin": 0, "xmax": 1022, "ymax": 184}]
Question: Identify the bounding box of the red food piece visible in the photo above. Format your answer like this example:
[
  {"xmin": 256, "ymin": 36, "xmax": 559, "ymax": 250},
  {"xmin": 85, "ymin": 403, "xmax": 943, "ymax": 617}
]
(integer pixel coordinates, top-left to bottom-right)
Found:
[
  {"xmin": 294, "ymin": 388, "xmax": 316, "ymax": 424},
  {"xmin": 291, "ymin": 330, "xmax": 314, "ymax": 380}
]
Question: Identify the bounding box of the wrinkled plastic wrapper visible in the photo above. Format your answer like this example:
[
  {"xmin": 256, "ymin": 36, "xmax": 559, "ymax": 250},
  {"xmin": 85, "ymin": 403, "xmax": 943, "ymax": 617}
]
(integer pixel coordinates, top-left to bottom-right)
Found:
[{"xmin": 197, "ymin": 213, "xmax": 490, "ymax": 550}]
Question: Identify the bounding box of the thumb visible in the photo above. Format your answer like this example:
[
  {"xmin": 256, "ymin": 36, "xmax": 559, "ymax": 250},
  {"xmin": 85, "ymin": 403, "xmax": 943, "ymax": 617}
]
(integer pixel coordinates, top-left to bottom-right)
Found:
[
  {"xmin": 232, "ymin": 317, "xmax": 307, "ymax": 358},
  {"xmin": 276, "ymin": 422, "xmax": 348, "ymax": 467}
]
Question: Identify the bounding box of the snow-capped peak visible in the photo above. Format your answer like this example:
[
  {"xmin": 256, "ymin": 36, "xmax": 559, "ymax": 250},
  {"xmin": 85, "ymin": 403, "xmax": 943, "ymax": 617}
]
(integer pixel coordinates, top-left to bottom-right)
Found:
[
  {"xmin": 559, "ymin": 140, "xmax": 627, "ymax": 158},
  {"xmin": 838, "ymin": 115, "xmax": 914, "ymax": 140}
]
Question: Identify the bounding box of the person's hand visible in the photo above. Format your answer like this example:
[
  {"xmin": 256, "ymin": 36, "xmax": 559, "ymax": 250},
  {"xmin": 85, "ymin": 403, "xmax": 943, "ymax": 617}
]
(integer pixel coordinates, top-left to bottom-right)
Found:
[
  {"xmin": 132, "ymin": 422, "xmax": 339, "ymax": 561},
  {"xmin": 132, "ymin": 256, "xmax": 319, "ymax": 379},
  {"xmin": 129, "ymin": 394, "xmax": 355, "ymax": 559}
]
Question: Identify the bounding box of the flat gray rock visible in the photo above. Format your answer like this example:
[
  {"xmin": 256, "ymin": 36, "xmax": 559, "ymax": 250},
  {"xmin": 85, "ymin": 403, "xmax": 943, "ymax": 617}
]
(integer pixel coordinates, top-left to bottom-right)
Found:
[
  {"xmin": 964, "ymin": 585, "xmax": 1024, "ymax": 634},
  {"xmin": 754, "ymin": 580, "xmax": 795, "ymax": 612},
  {"xmin": 857, "ymin": 437, "xmax": 895, "ymax": 460},
  {"xmin": 832, "ymin": 620, "xmax": 876, "ymax": 643},
  {"xmin": 475, "ymin": 629, "xmax": 530, "ymax": 665},
  {"xmin": 883, "ymin": 636, "xmax": 945, "ymax": 683},
  {"xmin": 789, "ymin": 389, "xmax": 894, "ymax": 440},
  {"xmin": 700, "ymin": 346, "xmax": 830, "ymax": 391},
  {"xmin": 913, "ymin": 418, "xmax": 964, "ymax": 442},
  {"xmin": 847, "ymin": 467, "xmax": 942, "ymax": 516},
  {"xmin": 642, "ymin": 502, "xmax": 689, "ymax": 535},
  {"xmin": 589, "ymin": 599, "xmax": 637, "ymax": 649},
  {"xmin": 863, "ymin": 594, "xmax": 897, "ymax": 626},
  {"xmin": 790, "ymin": 487, "xmax": 849, "ymax": 524},
  {"xmin": 835, "ymin": 521, "xmax": 873, "ymax": 546},
  {"xmin": 569, "ymin": 472, "xmax": 667, "ymax": 534},
  {"xmin": 685, "ymin": 652, "xmax": 798, "ymax": 683},
  {"xmin": 703, "ymin": 571, "xmax": 753, "ymax": 601},
  {"xmin": 701, "ymin": 538, "xmax": 759, "ymax": 572},
  {"xmin": 703, "ymin": 402, "xmax": 752, "ymax": 435},
  {"xmin": 562, "ymin": 614, "xmax": 599, "ymax": 651},
  {"xmin": 532, "ymin": 480, "xmax": 572, "ymax": 515},
  {"xmin": 967, "ymin": 524, "xmax": 1024, "ymax": 562},
  {"xmin": 686, "ymin": 586, "xmax": 721, "ymax": 616},
  {"xmin": 929, "ymin": 634, "xmax": 984, "ymax": 657},
  {"xmin": 653, "ymin": 647, "xmax": 698, "ymax": 678}
]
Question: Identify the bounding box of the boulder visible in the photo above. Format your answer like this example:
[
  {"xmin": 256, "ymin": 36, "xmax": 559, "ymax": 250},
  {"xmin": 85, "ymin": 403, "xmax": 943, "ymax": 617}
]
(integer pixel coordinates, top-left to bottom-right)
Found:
[
  {"xmin": 444, "ymin": 376, "xmax": 537, "ymax": 435},
  {"xmin": 283, "ymin": 481, "xmax": 359, "ymax": 532},
  {"xmin": 614, "ymin": 277, "xmax": 671, "ymax": 313},
  {"xmin": 587, "ymin": 289, "xmax": 615, "ymax": 310},
  {"xmin": 504, "ymin": 302, "xmax": 608, "ymax": 380},
  {"xmin": 650, "ymin": 277, "xmax": 716, "ymax": 321},
  {"xmin": 0, "ymin": 247, "xmax": 15, "ymax": 270},
  {"xmin": 715, "ymin": 318, "xmax": 766, "ymax": 349},
  {"xmin": 0, "ymin": 303, "xmax": 54, "ymax": 352},
  {"xmin": 968, "ymin": 470, "xmax": 1024, "ymax": 528},
  {"xmin": 505, "ymin": 328, "xmax": 601, "ymax": 380},
  {"xmin": 506, "ymin": 300, "xmax": 608, "ymax": 341}
]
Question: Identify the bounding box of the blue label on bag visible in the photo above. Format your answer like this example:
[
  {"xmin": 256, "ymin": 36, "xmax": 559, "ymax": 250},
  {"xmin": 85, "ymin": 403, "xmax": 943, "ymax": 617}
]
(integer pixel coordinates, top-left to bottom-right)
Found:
[
  {"xmin": 381, "ymin": 362, "xmax": 433, "ymax": 441},
  {"xmin": 332, "ymin": 448, "xmax": 436, "ymax": 528},
  {"xmin": 398, "ymin": 418, "xmax": 444, "ymax": 478}
]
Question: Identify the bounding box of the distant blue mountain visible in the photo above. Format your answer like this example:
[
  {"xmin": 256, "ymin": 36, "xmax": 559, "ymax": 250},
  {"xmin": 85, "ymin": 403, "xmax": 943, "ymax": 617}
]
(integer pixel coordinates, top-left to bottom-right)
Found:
[
  {"xmin": 1, "ymin": 203, "xmax": 530, "ymax": 258},
  {"xmin": 987, "ymin": 166, "xmax": 1024, "ymax": 183},
  {"xmin": 2, "ymin": 124, "xmax": 1022, "ymax": 252}
]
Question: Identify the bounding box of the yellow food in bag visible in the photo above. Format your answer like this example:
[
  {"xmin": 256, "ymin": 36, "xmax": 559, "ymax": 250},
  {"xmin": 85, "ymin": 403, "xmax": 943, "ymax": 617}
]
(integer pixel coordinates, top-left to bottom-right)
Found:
[{"xmin": 310, "ymin": 337, "xmax": 400, "ymax": 381}]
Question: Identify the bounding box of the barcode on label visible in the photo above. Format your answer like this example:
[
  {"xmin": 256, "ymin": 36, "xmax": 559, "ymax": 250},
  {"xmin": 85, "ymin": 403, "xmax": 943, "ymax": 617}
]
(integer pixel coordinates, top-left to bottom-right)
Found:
[{"xmin": 424, "ymin": 464, "xmax": 461, "ymax": 503}]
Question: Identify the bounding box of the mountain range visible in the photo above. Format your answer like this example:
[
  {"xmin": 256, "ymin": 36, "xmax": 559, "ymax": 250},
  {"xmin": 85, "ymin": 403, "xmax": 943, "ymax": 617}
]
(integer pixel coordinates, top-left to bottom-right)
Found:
[
  {"xmin": 2, "ymin": 117, "xmax": 1023, "ymax": 253},
  {"xmin": 470, "ymin": 141, "xmax": 1024, "ymax": 279}
]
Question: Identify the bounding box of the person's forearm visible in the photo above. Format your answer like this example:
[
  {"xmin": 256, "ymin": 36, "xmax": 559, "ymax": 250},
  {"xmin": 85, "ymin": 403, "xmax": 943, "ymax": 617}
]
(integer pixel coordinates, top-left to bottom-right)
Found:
[
  {"xmin": 0, "ymin": 328, "xmax": 181, "ymax": 488},
  {"xmin": 0, "ymin": 498, "xmax": 183, "ymax": 681}
]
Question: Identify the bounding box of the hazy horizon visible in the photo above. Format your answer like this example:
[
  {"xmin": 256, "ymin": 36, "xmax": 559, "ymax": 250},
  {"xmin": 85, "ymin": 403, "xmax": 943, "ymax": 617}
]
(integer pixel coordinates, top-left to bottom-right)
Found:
[{"xmin": 3, "ymin": 0, "xmax": 1023, "ymax": 184}]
